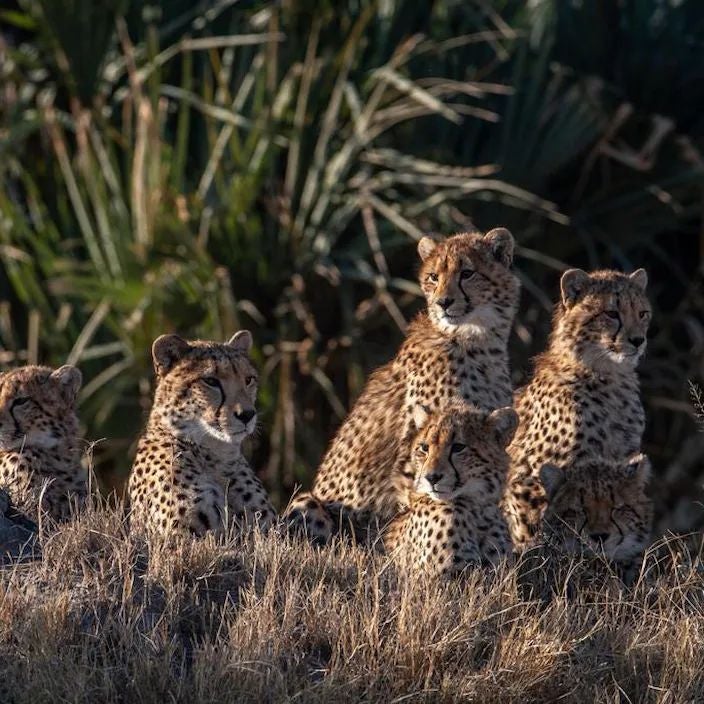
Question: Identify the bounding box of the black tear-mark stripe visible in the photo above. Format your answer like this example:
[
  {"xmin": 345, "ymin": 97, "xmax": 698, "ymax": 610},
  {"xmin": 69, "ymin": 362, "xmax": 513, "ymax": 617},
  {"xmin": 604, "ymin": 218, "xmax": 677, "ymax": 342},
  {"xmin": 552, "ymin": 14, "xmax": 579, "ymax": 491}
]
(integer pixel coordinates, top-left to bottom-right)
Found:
[
  {"xmin": 610, "ymin": 516, "xmax": 624, "ymax": 543},
  {"xmin": 458, "ymin": 277, "xmax": 471, "ymax": 306},
  {"xmin": 9, "ymin": 399, "xmax": 24, "ymax": 436},
  {"xmin": 611, "ymin": 296, "xmax": 623, "ymax": 343},
  {"xmin": 448, "ymin": 432, "xmax": 462, "ymax": 490},
  {"xmin": 213, "ymin": 378, "xmax": 225, "ymax": 418}
]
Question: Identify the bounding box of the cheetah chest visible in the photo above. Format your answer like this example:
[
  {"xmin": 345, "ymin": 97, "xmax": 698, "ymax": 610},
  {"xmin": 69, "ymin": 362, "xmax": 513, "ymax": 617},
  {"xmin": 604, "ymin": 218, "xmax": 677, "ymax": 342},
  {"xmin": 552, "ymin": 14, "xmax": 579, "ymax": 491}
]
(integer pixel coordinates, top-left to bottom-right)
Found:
[
  {"xmin": 405, "ymin": 342, "xmax": 511, "ymax": 414},
  {"xmin": 521, "ymin": 375, "xmax": 644, "ymax": 466}
]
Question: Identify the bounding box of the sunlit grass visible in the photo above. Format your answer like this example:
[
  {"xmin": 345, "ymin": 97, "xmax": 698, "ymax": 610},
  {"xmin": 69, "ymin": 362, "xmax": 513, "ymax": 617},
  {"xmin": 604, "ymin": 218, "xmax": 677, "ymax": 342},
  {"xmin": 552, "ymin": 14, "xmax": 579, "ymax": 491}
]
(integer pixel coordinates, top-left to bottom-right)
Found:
[{"xmin": 1, "ymin": 503, "xmax": 704, "ymax": 702}]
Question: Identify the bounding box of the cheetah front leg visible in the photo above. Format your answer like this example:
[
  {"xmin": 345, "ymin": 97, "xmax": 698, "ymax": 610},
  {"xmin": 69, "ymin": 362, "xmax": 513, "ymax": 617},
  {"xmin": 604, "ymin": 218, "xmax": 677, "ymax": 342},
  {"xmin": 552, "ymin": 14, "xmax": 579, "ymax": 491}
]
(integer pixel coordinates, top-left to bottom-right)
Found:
[
  {"xmin": 224, "ymin": 469, "xmax": 276, "ymax": 532},
  {"xmin": 443, "ymin": 537, "xmax": 482, "ymax": 577},
  {"xmin": 501, "ymin": 472, "xmax": 546, "ymax": 551},
  {"xmin": 283, "ymin": 491, "xmax": 335, "ymax": 544}
]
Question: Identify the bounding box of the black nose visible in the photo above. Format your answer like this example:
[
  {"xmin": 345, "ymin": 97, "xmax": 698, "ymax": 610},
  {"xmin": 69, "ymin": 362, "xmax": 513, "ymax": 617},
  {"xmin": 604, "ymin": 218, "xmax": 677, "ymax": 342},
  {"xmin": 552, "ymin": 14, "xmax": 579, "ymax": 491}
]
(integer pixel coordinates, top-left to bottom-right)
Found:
[
  {"xmin": 235, "ymin": 409, "xmax": 256, "ymax": 424},
  {"xmin": 629, "ymin": 336, "xmax": 645, "ymax": 348},
  {"xmin": 590, "ymin": 532, "xmax": 609, "ymax": 543},
  {"xmin": 437, "ymin": 297, "xmax": 454, "ymax": 311},
  {"xmin": 425, "ymin": 472, "xmax": 441, "ymax": 486}
]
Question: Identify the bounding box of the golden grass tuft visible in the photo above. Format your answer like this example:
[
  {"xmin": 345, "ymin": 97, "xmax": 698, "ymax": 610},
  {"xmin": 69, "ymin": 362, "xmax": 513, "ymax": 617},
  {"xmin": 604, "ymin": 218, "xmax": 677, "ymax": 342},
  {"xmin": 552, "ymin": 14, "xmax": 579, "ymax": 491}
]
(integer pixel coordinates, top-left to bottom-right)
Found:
[{"xmin": 1, "ymin": 505, "xmax": 704, "ymax": 703}]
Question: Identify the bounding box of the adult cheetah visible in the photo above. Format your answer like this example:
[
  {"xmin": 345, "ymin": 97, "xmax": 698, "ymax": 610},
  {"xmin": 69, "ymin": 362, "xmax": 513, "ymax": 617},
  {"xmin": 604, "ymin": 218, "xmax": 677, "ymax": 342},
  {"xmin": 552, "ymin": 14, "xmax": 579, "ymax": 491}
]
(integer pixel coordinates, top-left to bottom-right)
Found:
[
  {"xmin": 383, "ymin": 403, "xmax": 517, "ymax": 575},
  {"xmin": 504, "ymin": 267, "xmax": 651, "ymax": 549},
  {"xmin": 0, "ymin": 364, "xmax": 86, "ymax": 521},
  {"xmin": 287, "ymin": 228, "xmax": 520, "ymax": 541},
  {"xmin": 128, "ymin": 332, "xmax": 276, "ymax": 537}
]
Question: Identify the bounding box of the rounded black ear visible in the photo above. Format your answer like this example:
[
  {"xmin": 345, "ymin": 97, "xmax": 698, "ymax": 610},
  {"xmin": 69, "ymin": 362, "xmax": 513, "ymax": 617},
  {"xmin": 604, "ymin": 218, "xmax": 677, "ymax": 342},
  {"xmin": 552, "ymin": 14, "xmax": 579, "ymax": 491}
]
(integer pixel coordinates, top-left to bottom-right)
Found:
[
  {"xmin": 560, "ymin": 269, "xmax": 591, "ymax": 307},
  {"xmin": 417, "ymin": 236, "xmax": 439, "ymax": 262},
  {"xmin": 51, "ymin": 365, "xmax": 82, "ymax": 405},
  {"xmin": 483, "ymin": 228, "xmax": 514, "ymax": 268},
  {"xmin": 629, "ymin": 268, "xmax": 648, "ymax": 291},
  {"xmin": 539, "ymin": 463, "xmax": 565, "ymax": 499},
  {"xmin": 152, "ymin": 334, "xmax": 190, "ymax": 376},
  {"xmin": 227, "ymin": 330, "xmax": 253, "ymax": 353},
  {"xmin": 485, "ymin": 407, "xmax": 518, "ymax": 447}
]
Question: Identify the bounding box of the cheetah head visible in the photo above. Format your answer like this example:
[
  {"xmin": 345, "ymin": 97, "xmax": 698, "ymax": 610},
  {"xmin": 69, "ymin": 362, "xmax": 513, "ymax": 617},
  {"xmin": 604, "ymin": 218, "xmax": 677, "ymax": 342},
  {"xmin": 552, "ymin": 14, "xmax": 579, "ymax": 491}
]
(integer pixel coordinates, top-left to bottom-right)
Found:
[
  {"xmin": 556, "ymin": 268, "xmax": 651, "ymax": 369},
  {"xmin": 411, "ymin": 403, "xmax": 517, "ymax": 501},
  {"xmin": 150, "ymin": 331, "xmax": 259, "ymax": 447},
  {"xmin": 539, "ymin": 453, "xmax": 652, "ymax": 563},
  {"xmin": 0, "ymin": 365, "xmax": 82, "ymax": 450},
  {"xmin": 417, "ymin": 228, "xmax": 520, "ymax": 340}
]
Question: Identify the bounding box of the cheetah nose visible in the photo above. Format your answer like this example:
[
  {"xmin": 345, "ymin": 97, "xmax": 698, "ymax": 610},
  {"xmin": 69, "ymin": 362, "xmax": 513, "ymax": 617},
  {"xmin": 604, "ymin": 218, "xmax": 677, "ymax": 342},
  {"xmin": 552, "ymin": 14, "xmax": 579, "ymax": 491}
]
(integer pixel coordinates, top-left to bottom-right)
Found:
[
  {"xmin": 629, "ymin": 336, "xmax": 645, "ymax": 348},
  {"xmin": 437, "ymin": 297, "xmax": 454, "ymax": 311},
  {"xmin": 590, "ymin": 532, "xmax": 610, "ymax": 543},
  {"xmin": 235, "ymin": 409, "xmax": 256, "ymax": 424},
  {"xmin": 425, "ymin": 472, "xmax": 441, "ymax": 486}
]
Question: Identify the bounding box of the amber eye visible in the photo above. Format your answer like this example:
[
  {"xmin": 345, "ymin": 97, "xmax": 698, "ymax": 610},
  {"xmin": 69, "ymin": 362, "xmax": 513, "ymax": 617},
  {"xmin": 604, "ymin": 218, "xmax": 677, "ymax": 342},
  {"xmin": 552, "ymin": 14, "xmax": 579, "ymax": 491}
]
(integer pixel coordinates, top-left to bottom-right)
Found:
[
  {"xmin": 426, "ymin": 273, "xmax": 438, "ymax": 284},
  {"xmin": 459, "ymin": 269, "xmax": 474, "ymax": 281},
  {"xmin": 245, "ymin": 375, "xmax": 257, "ymax": 386},
  {"xmin": 417, "ymin": 443, "xmax": 429, "ymax": 454},
  {"xmin": 202, "ymin": 377, "xmax": 220, "ymax": 388},
  {"xmin": 605, "ymin": 310, "xmax": 620, "ymax": 320},
  {"xmin": 450, "ymin": 442, "xmax": 466, "ymax": 453}
]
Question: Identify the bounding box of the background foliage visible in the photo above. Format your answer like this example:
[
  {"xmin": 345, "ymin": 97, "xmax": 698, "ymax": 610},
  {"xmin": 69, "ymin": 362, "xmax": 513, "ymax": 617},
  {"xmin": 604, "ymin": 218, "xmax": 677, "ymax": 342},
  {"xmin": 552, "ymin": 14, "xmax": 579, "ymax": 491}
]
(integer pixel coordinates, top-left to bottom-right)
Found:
[{"xmin": 0, "ymin": 0, "xmax": 702, "ymax": 529}]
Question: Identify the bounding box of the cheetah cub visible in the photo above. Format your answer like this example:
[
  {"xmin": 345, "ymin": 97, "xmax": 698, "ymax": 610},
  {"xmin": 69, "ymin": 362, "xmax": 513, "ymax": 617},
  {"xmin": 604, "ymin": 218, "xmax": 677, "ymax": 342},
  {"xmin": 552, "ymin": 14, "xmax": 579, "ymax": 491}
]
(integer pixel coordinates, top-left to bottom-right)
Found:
[
  {"xmin": 128, "ymin": 332, "xmax": 275, "ymax": 537},
  {"xmin": 504, "ymin": 268, "xmax": 651, "ymax": 549},
  {"xmin": 0, "ymin": 364, "xmax": 86, "ymax": 521},
  {"xmin": 383, "ymin": 403, "xmax": 517, "ymax": 576},
  {"xmin": 537, "ymin": 454, "xmax": 653, "ymax": 578},
  {"xmin": 288, "ymin": 228, "xmax": 520, "ymax": 541}
]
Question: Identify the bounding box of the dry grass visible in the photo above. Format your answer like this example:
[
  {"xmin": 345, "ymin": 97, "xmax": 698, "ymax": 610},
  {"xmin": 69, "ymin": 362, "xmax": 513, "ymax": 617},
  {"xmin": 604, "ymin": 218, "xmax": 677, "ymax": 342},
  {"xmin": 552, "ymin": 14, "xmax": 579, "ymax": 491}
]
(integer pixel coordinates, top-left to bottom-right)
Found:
[{"xmin": 1, "ymin": 506, "xmax": 704, "ymax": 703}]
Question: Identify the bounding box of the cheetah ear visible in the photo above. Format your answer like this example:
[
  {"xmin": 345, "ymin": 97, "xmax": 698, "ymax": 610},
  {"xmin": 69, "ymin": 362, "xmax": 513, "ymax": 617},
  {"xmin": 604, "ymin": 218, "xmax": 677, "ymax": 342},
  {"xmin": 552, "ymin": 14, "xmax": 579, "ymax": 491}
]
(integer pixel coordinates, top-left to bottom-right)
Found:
[
  {"xmin": 560, "ymin": 268, "xmax": 591, "ymax": 307},
  {"xmin": 483, "ymin": 227, "xmax": 514, "ymax": 268},
  {"xmin": 539, "ymin": 463, "xmax": 565, "ymax": 500},
  {"xmin": 152, "ymin": 334, "xmax": 191, "ymax": 376},
  {"xmin": 485, "ymin": 407, "xmax": 518, "ymax": 447},
  {"xmin": 50, "ymin": 365, "xmax": 82, "ymax": 405},
  {"xmin": 417, "ymin": 236, "xmax": 439, "ymax": 262},
  {"xmin": 227, "ymin": 330, "xmax": 253, "ymax": 353},
  {"xmin": 412, "ymin": 404, "xmax": 432, "ymax": 429},
  {"xmin": 624, "ymin": 453, "xmax": 651, "ymax": 484},
  {"xmin": 629, "ymin": 268, "xmax": 648, "ymax": 291}
]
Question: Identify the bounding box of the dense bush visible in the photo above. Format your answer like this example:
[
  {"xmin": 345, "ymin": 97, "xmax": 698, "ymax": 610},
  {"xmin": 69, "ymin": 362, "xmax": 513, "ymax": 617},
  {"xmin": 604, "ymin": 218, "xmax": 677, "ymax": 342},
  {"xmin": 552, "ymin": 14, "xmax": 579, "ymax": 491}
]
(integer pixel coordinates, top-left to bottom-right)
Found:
[{"xmin": 0, "ymin": 0, "xmax": 702, "ymax": 527}]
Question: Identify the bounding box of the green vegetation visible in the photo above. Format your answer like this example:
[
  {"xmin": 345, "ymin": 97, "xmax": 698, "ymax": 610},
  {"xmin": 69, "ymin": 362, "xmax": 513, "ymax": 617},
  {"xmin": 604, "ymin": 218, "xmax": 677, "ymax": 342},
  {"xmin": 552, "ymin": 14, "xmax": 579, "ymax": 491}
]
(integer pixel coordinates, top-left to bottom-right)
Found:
[{"xmin": 0, "ymin": 0, "xmax": 702, "ymax": 525}]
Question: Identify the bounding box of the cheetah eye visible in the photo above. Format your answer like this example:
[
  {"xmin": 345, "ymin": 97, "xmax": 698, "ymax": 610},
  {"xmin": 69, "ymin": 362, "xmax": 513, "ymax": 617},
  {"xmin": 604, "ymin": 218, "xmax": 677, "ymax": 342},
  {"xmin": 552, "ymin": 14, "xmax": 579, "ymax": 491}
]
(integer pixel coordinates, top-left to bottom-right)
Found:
[
  {"xmin": 639, "ymin": 311, "xmax": 649, "ymax": 320},
  {"xmin": 12, "ymin": 397, "xmax": 30, "ymax": 407},
  {"xmin": 417, "ymin": 443, "xmax": 429, "ymax": 454},
  {"xmin": 459, "ymin": 269, "xmax": 474, "ymax": 281},
  {"xmin": 245, "ymin": 376, "xmax": 257, "ymax": 386},
  {"xmin": 450, "ymin": 442, "xmax": 466, "ymax": 453},
  {"xmin": 604, "ymin": 310, "xmax": 620, "ymax": 320},
  {"xmin": 202, "ymin": 377, "xmax": 220, "ymax": 388},
  {"xmin": 426, "ymin": 273, "xmax": 438, "ymax": 284}
]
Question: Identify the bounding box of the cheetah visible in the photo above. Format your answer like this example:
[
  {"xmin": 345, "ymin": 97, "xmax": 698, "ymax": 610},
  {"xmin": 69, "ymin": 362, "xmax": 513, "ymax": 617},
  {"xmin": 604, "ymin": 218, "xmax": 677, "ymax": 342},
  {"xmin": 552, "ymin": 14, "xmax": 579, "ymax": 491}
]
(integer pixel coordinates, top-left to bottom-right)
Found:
[
  {"xmin": 383, "ymin": 403, "xmax": 517, "ymax": 575},
  {"xmin": 128, "ymin": 332, "xmax": 276, "ymax": 537},
  {"xmin": 537, "ymin": 453, "xmax": 653, "ymax": 578},
  {"xmin": 287, "ymin": 228, "xmax": 520, "ymax": 541},
  {"xmin": 503, "ymin": 267, "xmax": 651, "ymax": 549},
  {"xmin": 0, "ymin": 364, "xmax": 86, "ymax": 521}
]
